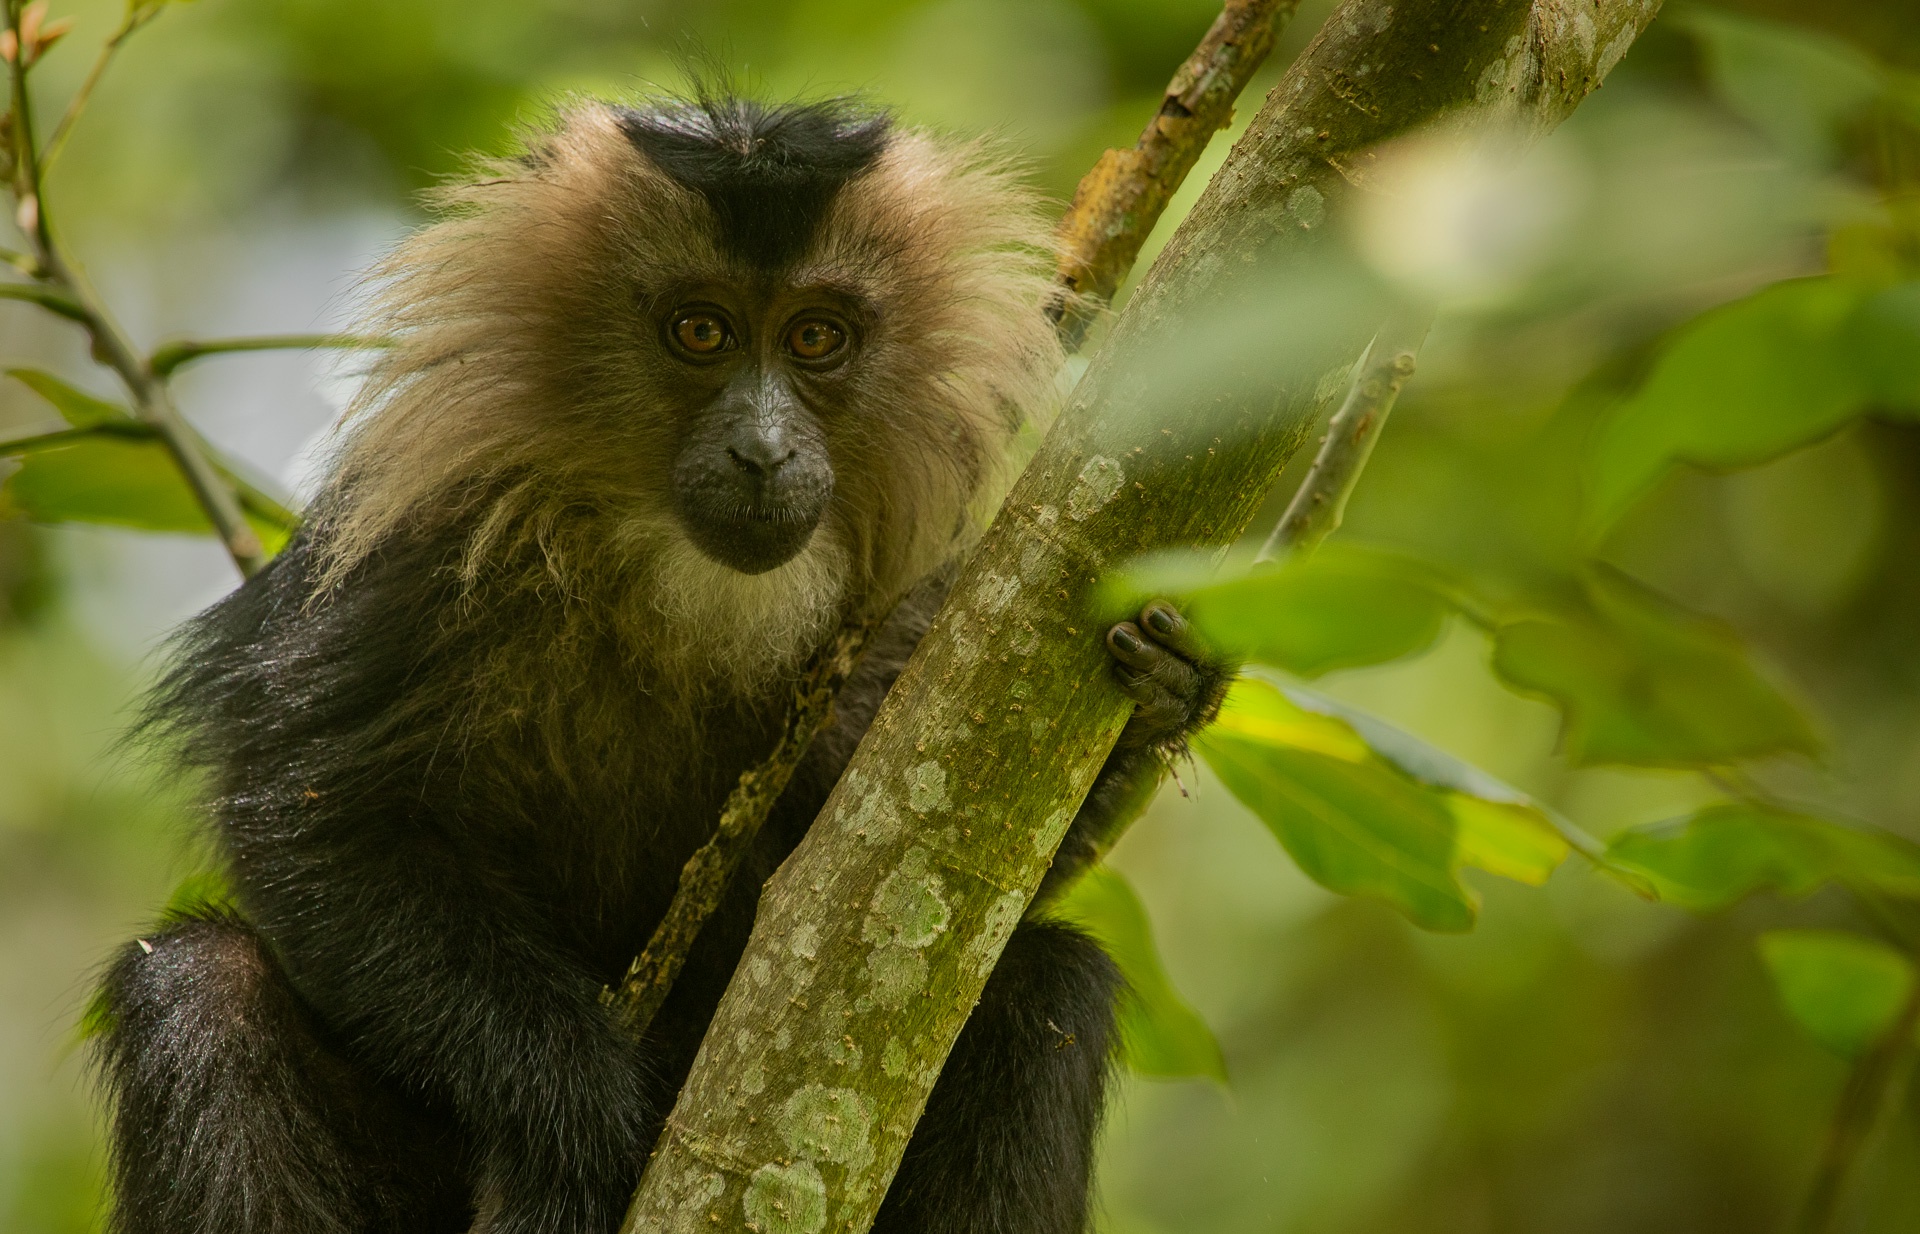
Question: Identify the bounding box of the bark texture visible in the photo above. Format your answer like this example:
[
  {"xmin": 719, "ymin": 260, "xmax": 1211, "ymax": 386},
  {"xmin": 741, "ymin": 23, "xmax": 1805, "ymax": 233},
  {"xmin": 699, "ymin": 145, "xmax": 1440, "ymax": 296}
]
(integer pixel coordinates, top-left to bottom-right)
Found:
[
  {"xmin": 623, "ymin": 2, "xmax": 1663, "ymax": 1231},
  {"xmin": 1050, "ymin": 0, "xmax": 1301, "ymax": 345}
]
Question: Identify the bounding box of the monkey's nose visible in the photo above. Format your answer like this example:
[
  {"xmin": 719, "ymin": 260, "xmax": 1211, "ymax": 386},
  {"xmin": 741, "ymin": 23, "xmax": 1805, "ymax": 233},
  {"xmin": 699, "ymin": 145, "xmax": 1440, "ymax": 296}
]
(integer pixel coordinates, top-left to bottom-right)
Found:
[{"xmin": 726, "ymin": 433, "xmax": 798, "ymax": 478}]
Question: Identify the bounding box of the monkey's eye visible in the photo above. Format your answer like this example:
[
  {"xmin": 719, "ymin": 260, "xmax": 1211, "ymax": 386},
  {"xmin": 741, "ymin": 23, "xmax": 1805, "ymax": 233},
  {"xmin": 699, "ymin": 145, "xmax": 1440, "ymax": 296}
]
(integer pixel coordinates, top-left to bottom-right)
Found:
[
  {"xmin": 672, "ymin": 312, "xmax": 733, "ymax": 355},
  {"xmin": 787, "ymin": 319, "xmax": 847, "ymax": 361}
]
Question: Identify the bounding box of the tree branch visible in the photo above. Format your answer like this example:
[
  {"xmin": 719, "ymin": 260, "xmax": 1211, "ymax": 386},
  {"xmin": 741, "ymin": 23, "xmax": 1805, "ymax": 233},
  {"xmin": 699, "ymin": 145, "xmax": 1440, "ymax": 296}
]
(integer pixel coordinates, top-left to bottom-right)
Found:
[
  {"xmin": 4, "ymin": 0, "xmax": 264, "ymax": 576},
  {"xmin": 1258, "ymin": 302, "xmax": 1434, "ymax": 562},
  {"xmin": 1050, "ymin": 0, "xmax": 1302, "ymax": 348},
  {"xmin": 623, "ymin": 2, "xmax": 1664, "ymax": 1231},
  {"xmin": 603, "ymin": 618, "xmax": 879, "ymax": 1041},
  {"xmin": 601, "ymin": 0, "xmax": 1298, "ymax": 1059}
]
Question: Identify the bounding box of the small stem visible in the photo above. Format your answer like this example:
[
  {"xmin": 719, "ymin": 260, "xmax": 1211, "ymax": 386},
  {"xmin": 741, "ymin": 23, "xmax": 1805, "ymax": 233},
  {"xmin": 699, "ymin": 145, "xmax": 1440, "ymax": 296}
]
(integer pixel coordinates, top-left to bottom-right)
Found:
[
  {"xmin": 605, "ymin": 619, "xmax": 879, "ymax": 1041},
  {"xmin": 1051, "ymin": 0, "xmax": 1302, "ymax": 348},
  {"xmin": 1257, "ymin": 303, "xmax": 1435, "ymax": 563},
  {"xmin": 39, "ymin": 10, "xmax": 154, "ymax": 176},
  {"xmin": 149, "ymin": 332, "xmax": 391, "ymax": 379},
  {"xmin": 1793, "ymin": 978, "xmax": 1920, "ymax": 1234}
]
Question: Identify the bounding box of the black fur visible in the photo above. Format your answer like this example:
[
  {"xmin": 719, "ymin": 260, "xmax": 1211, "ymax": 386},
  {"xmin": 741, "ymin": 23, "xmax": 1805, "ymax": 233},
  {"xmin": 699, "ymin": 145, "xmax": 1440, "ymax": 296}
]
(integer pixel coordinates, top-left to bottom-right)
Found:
[
  {"xmin": 874, "ymin": 923, "xmax": 1121, "ymax": 1234},
  {"xmin": 615, "ymin": 96, "xmax": 893, "ymax": 269},
  {"xmin": 93, "ymin": 491, "xmax": 1189, "ymax": 1232}
]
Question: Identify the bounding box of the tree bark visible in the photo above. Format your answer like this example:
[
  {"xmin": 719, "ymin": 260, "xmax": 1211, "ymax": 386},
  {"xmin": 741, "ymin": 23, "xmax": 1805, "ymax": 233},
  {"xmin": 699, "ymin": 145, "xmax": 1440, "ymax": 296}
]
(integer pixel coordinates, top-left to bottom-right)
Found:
[{"xmin": 622, "ymin": 2, "xmax": 1663, "ymax": 1231}]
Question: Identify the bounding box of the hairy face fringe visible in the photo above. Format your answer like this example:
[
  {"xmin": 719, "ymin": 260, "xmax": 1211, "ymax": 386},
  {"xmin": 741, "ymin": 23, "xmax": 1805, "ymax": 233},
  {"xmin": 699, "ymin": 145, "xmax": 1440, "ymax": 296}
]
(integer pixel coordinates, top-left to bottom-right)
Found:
[{"xmin": 311, "ymin": 99, "xmax": 1064, "ymax": 699}]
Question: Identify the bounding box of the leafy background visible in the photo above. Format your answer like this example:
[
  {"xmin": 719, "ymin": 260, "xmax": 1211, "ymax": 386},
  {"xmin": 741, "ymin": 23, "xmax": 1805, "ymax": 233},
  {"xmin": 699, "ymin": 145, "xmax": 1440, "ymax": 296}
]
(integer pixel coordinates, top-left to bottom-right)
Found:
[{"xmin": 3, "ymin": 0, "xmax": 1920, "ymax": 1231}]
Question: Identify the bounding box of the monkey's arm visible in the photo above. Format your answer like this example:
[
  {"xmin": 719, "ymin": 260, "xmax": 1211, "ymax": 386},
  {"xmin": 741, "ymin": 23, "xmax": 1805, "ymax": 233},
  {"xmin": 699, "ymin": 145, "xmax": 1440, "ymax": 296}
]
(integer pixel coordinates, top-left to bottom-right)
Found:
[
  {"xmin": 258, "ymin": 819, "xmax": 652, "ymax": 1234},
  {"xmin": 1034, "ymin": 601, "xmax": 1232, "ymax": 907}
]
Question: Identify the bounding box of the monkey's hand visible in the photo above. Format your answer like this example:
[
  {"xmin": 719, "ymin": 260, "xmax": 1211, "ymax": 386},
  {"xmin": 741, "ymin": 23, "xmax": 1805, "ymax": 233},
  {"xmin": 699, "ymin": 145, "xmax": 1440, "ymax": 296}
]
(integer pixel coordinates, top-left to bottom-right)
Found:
[{"xmin": 1104, "ymin": 600, "xmax": 1235, "ymax": 754}]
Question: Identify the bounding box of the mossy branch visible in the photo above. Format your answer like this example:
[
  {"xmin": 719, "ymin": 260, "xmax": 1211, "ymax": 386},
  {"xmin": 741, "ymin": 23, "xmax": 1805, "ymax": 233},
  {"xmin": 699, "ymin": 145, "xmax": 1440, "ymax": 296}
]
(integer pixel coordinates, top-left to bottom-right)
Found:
[
  {"xmin": 602, "ymin": 0, "xmax": 1296, "ymax": 1052},
  {"xmin": 624, "ymin": 2, "xmax": 1663, "ymax": 1231}
]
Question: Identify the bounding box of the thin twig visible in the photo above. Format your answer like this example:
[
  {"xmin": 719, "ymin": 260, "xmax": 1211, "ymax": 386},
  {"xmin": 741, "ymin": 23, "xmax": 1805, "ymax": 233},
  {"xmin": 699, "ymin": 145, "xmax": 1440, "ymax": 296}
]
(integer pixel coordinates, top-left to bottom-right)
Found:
[
  {"xmin": 1794, "ymin": 978, "xmax": 1920, "ymax": 1234},
  {"xmin": 39, "ymin": 7, "xmax": 159, "ymax": 175},
  {"xmin": 602, "ymin": 0, "xmax": 1299, "ymax": 1043},
  {"xmin": 1257, "ymin": 303, "xmax": 1435, "ymax": 563},
  {"xmin": 149, "ymin": 333, "xmax": 393, "ymax": 379},
  {"xmin": 0, "ymin": 420, "xmax": 152, "ymax": 453},
  {"xmin": 604, "ymin": 620, "xmax": 878, "ymax": 1041},
  {"xmin": 1050, "ymin": 0, "xmax": 1303, "ymax": 349},
  {"xmin": 0, "ymin": 278, "xmax": 84, "ymax": 319},
  {"xmin": 4, "ymin": 0, "xmax": 264, "ymax": 576}
]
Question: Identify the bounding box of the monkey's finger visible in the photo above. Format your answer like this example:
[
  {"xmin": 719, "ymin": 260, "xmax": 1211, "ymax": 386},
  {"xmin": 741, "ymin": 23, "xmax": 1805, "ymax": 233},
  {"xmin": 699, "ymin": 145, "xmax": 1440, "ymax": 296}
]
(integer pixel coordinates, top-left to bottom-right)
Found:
[
  {"xmin": 1136, "ymin": 600, "xmax": 1210, "ymax": 664},
  {"xmin": 1111, "ymin": 663, "xmax": 1162, "ymax": 704},
  {"xmin": 1108, "ymin": 622, "xmax": 1202, "ymax": 702},
  {"xmin": 1106, "ymin": 622, "xmax": 1160, "ymax": 672}
]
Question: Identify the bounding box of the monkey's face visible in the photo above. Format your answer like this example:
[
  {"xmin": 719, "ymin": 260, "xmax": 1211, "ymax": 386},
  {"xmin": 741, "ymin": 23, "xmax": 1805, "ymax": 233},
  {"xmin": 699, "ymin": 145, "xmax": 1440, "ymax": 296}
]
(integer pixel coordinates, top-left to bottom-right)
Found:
[
  {"xmin": 330, "ymin": 100, "xmax": 1063, "ymax": 621},
  {"xmin": 651, "ymin": 286, "xmax": 865, "ymax": 575}
]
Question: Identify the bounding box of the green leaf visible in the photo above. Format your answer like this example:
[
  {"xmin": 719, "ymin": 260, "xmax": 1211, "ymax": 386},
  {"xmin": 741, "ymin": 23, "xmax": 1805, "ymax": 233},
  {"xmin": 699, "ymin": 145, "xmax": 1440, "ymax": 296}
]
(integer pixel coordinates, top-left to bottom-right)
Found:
[
  {"xmin": 7, "ymin": 368, "xmax": 135, "ymax": 428},
  {"xmin": 0, "ymin": 425, "xmax": 142, "ymax": 455},
  {"xmin": 1680, "ymin": 9, "xmax": 1886, "ymax": 163},
  {"xmin": 76, "ymin": 869, "xmax": 235, "ymax": 1044},
  {"xmin": 2, "ymin": 434, "xmax": 212, "ymax": 532},
  {"xmin": 161, "ymin": 869, "xmax": 236, "ymax": 917},
  {"xmin": 2, "ymin": 423, "xmax": 296, "ymax": 551},
  {"xmin": 1589, "ymin": 277, "xmax": 1920, "ymax": 533},
  {"xmin": 1198, "ymin": 678, "xmax": 1573, "ymax": 932},
  {"xmin": 1149, "ymin": 544, "xmax": 1454, "ymax": 678},
  {"xmin": 1274, "ymin": 679, "xmax": 1575, "ymax": 887},
  {"xmin": 1758, "ymin": 930, "xmax": 1916, "ymax": 1058},
  {"xmin": 1607, "ymin": 803, "xmax": 1920, "ymax": 912},
  {"xmin": 1050, "ymin": 866, "xmax": 1226, "ymax": 1083},
  {"xmin": 1491, "ymin": 567, "xmax": 1819, "ymax": 767}
]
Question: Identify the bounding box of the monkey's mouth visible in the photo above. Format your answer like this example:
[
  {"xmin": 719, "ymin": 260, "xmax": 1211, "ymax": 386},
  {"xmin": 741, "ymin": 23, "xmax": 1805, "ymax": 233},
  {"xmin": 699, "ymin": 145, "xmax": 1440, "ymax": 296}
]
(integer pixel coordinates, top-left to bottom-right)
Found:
[
  {"xmin": 671, "ymin": 435, "xmax": 835, "ymax": 575},
  {"xmin": 675, "ymin": 498, "xmax": 827, "ymax": 575}
]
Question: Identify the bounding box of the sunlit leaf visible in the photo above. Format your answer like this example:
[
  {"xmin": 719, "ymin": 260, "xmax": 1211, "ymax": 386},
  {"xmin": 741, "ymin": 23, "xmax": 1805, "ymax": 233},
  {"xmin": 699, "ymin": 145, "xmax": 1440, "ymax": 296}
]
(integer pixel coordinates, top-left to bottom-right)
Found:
[
  {"xmin": 1607, "ymin": 803, "xmax": 1920, "ymax": 912},
  {"xmin": 1589, "ymin": 277, "xmax": 1920, "ymax": 533},
  {"xmin": 1758, "ymin": 930, "xmax": 1916, "ymax": 1058},
  {"xmin": 1491, "ymin": 566, "xmax": 1819, "ymax": 767},
  {"xmin": 1273, "ymin": 678, "xmax": 1572, "ymax": 886},
  {"xmin": 1204, "ymin": 679, "xmax": 1497, "ymax": 932},
  {"xmin": 7, "ymin": 367, "xmax": 135, "ymax": 428},
  {"xmin": 1050, "ymin": 866, "xmax": 1226, "ymax": 1083}
]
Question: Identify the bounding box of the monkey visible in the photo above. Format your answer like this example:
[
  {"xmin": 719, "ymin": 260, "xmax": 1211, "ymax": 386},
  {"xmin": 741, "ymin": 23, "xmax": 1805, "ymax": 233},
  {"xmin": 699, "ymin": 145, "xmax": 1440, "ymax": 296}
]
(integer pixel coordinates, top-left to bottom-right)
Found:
[{"xmin": 92, "ymin": 94, "xmax": 1229, "ymax": 1234}]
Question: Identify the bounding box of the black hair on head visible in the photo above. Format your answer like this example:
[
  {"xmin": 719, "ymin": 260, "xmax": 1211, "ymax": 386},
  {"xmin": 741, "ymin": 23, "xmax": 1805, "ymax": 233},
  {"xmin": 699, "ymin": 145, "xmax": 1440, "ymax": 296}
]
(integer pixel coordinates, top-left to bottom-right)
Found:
[{"xmin": 615, "ymin": 93, "xmax": 893, "ymax": 270}]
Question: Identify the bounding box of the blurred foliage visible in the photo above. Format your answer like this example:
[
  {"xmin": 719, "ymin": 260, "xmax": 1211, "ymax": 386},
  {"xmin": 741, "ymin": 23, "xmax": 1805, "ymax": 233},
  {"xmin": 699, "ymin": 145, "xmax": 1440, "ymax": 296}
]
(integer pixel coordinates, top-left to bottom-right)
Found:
[
  {"xmin": 1759, "ymin": 929, "xmax": 1917, "ymax": 1058},
  {"xmin": 5, "ymin": 0, "xmax": 1920, "ymax": 1231},
  {"xmin": 1054, "ymin": 865, "xmax": 1230, "ymax": 1083}
]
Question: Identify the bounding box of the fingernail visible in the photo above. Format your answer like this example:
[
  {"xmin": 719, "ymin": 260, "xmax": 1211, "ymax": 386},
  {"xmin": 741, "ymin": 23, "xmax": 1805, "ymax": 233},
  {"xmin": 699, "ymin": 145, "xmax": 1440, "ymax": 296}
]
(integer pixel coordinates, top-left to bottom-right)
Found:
[
  {"xmin": 1112, "ymin": 626, "xmax": 1142, "ymax": 653},
  {"xmin": 1147, "ymin": 607, "xmax": 1177, "ymax": 635}
]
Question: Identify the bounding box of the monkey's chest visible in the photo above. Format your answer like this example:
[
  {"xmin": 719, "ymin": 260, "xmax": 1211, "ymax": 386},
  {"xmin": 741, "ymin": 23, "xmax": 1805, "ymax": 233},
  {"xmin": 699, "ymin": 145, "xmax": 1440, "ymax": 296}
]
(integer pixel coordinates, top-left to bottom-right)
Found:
[{"xmin": 489, "ymin": 700, "xmax": 792, "ymax": 979}]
